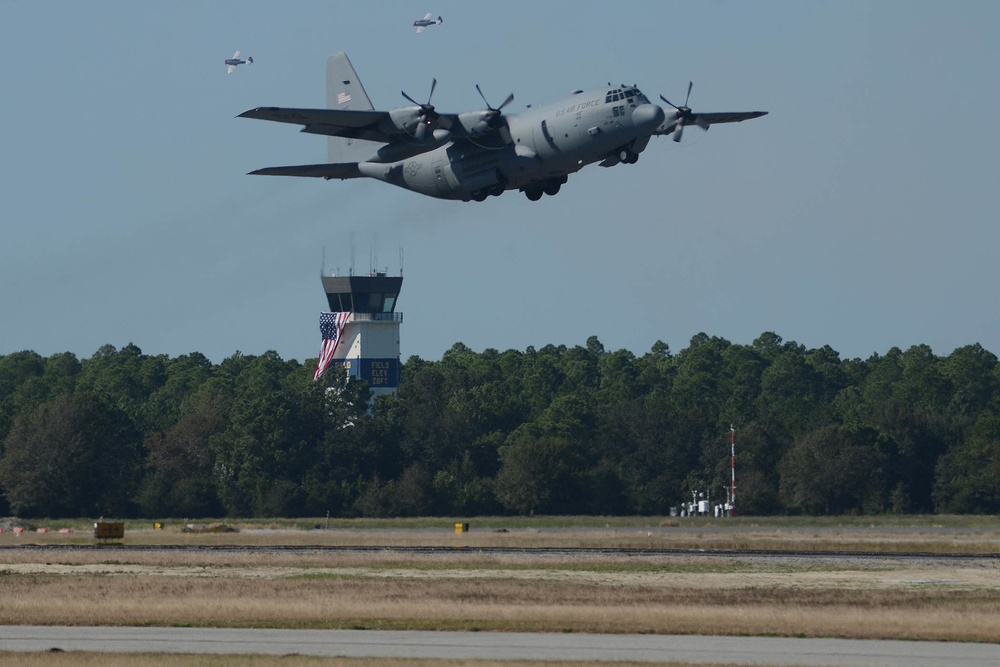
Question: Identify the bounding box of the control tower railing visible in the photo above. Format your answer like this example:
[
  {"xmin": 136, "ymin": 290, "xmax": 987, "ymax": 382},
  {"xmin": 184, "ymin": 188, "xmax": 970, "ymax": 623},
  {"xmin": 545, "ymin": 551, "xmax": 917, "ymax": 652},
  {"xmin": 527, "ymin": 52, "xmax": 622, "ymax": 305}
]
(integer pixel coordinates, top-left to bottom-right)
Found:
[{"xmin": 348, "ymin": 312, "xmax": 403, "ymax": 323}]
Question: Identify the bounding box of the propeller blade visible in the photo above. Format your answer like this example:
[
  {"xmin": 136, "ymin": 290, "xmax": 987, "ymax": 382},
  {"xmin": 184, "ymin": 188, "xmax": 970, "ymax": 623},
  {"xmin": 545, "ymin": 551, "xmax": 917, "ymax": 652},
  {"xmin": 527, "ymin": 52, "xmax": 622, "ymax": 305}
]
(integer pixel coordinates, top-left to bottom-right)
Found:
[
  {"xmin": 661, "ymin": 82, "xmax": 696, "ymax": 142},
  {"xmin": 659, "ymin": 94, "xmax": 679, "ymax": 110},
  {"xmin": 415, "ymin": 120, "xmax": 428, "ymax": 142},
  {"xmin": 476, "ymin": 85, "xmax": 513, "ymax": 113},
  {"xmin": 401, "ymin": 90, "xmax": 420, "ymax": 107},
  {"xmin": 403, "ymin": 79, "xmax": 439, "ymax": 117},
  {"xmin": 472, "ymin": 85, "xmax": 514, "ymax": 140}
]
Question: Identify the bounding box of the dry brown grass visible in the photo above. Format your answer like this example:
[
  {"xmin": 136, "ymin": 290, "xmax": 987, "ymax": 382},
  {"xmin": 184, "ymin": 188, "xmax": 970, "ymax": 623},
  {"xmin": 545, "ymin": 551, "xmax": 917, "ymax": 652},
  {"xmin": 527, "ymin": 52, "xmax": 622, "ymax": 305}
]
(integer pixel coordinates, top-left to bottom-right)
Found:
[
  {"xmin": 2, "ymin": 522, "xmax": 996, "ymax": 665},
  {"xmin": 0, "ymin": 546, "xmax": 997, "ymax": 643}
]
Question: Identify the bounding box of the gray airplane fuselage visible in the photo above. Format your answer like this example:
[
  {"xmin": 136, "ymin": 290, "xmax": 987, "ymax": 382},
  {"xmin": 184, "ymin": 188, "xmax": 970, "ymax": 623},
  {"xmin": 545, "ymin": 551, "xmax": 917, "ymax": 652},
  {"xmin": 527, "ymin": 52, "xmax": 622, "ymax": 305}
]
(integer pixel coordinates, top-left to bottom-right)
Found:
[
  {"xmin": 240, "ymin": 52, "xmax": 766, "ymax": 201},
  {"xmin": 358, "ymin": 85, "xmax": 665, "ymax": 201}
]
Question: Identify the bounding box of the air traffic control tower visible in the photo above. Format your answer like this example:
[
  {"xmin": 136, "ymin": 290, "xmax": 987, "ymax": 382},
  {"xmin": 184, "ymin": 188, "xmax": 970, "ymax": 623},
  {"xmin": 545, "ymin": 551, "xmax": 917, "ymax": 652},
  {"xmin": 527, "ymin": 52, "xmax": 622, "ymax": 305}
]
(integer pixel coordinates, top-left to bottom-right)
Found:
[{"xmin": 321, "ymin": 271, "xmax": 402, "ymax": 398}]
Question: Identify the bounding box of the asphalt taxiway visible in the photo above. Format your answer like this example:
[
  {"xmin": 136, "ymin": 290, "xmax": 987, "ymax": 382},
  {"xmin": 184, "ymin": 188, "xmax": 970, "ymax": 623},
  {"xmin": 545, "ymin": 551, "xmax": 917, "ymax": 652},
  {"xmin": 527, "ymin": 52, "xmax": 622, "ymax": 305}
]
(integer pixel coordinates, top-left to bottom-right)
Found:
[{"xmin": 1, "ymin": 626, "xmax": 998, "ymax": 666}]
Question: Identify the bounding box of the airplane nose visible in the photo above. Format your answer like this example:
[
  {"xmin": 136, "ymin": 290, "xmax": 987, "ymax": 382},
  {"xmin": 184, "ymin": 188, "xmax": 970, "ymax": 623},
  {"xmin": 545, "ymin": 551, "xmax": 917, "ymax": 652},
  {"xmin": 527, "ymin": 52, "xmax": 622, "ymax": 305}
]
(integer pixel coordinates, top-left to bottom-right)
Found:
[{"xmin": 632, "ymin": 103, "xmax": 665, "ymax": 134}]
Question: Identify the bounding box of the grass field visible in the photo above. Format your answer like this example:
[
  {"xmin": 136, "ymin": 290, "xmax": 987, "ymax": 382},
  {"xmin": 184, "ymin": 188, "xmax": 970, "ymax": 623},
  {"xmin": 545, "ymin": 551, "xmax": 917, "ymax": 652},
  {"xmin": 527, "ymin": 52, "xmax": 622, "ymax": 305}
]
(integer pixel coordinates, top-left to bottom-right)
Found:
[
  {"xmin": 0, "ymin": 516, "xmax": 997, "ymax": 666},
  {"xmin": 5, "ymin": 513, "xmax": 1000, "ymax": 553}
]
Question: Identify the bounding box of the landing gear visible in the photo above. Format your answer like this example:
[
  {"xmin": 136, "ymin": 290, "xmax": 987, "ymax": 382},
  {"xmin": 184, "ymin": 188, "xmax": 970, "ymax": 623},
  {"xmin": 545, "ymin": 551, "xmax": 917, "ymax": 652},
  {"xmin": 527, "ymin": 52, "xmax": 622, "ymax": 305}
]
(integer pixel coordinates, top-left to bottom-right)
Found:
[
  {"xmin": 619, "ymin": 148, "xmax": 639, "ymax": 164},
  {"xmin": 470, "ymin": 172, "xmax": 507, "ymax": 202},
  {"xmin": 522, "ymin": 176, "xmax": 568, "ymax": 201}
]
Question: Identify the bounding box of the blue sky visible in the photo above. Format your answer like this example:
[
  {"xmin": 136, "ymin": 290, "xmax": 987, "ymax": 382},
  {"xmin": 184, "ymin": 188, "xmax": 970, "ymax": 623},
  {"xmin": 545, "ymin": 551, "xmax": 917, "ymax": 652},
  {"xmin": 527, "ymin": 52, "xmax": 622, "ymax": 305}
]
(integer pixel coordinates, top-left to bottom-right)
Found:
[{"xmin": 2, "ymin": 1, "xmax": 998, "ymax": 364}]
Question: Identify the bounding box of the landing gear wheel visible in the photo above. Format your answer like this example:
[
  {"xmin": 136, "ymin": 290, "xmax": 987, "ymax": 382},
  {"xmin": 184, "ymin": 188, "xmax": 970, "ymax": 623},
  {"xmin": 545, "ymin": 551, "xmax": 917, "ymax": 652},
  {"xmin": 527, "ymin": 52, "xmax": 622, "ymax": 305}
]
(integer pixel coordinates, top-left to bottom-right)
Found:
[
  {"xmin": 472, "ymin": 190, "xmax": 489, "ymax": 202},
  {"xmin": 543, "ymin": 182, "xmax": 561, "ymax": 196},
  {"xmin": 525, "ymin": 188, "xmax": 543, "ymax": 201},
  {"xmin": 489, "ymin": 183, "xmax": 504, "ymax": 196}
]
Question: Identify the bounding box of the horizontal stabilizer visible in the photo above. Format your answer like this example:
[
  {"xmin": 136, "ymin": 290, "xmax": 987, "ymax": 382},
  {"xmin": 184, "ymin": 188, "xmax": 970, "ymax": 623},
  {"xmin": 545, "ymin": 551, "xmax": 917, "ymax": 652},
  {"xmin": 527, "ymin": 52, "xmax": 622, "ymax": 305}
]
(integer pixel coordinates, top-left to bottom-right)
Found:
[
  {"xmin": 238, "ymin": 107, "xmax": 385, "ymax": 130},
  {"xmin": 248, "ymin": 163, "xmax": 361, "ymax": 179}
]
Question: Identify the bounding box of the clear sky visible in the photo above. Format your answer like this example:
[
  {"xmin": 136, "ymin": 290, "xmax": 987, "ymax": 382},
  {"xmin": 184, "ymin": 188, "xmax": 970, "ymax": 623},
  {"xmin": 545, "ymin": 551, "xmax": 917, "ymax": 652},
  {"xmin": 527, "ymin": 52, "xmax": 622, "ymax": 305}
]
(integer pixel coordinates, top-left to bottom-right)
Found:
[{"xmin": 2, "ymin": 1, "xmax": 998, "ymax": 364}]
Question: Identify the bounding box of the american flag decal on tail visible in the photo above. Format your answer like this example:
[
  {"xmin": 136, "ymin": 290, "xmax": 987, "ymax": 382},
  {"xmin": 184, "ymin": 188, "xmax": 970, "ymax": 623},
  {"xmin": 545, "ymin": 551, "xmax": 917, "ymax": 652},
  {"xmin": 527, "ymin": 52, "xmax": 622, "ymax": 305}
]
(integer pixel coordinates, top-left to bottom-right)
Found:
[{"xmin": 337, "ymin": 91, "xmax": 352, "ymax": 105}]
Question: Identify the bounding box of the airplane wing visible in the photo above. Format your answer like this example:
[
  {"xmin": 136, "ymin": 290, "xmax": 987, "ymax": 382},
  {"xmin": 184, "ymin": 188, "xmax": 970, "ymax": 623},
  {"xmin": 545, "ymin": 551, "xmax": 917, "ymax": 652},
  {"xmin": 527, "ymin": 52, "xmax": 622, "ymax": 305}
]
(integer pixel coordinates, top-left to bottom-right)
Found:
[
  {"xmin": 249, "ymin": 163, "xmax": 361, "ymax": 179},
  {"xmin": 239, "ymin": 105, "xmax": 474, "ymax": 144},
  {"xmin": 227, "ymin": 64, "xmax": 236, "ymax": 75},
  {"xmin": 239, "ymin": 106, "xmax": 399, "ymax": 143},
  {"xmin": 232, "ymin": 50, "xmax": 241, "ymax": 59},
  {"xmin": 655, "ymin": 110, "xmax": 767, "ymax": 135},
  {"xmin": 416, "ymin": 25, "xmax": 425, "ymax": 34},
  {"xmin": 690, "ymin": 111, "xmax": 768, "ymax": 126}
]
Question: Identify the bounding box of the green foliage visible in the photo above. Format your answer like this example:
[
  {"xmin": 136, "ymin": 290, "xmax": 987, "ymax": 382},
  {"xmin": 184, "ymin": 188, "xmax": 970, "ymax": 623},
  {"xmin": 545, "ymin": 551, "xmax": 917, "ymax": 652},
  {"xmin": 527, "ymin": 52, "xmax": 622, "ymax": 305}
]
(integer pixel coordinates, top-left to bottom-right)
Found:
[
  {"xmin": 0, "ymin": 333, "xmax": 997, "ymax": 519},
  {"xmin": 0, "ymin": 392, "xmax": 140, "ymax": 517},
  {"xmin": 933, "ymin": 414, "xmax": 1000, "ymax": 513},
  {"xmin": 779, "ymin": 424, "xmax": 891, "ymax": 514}
]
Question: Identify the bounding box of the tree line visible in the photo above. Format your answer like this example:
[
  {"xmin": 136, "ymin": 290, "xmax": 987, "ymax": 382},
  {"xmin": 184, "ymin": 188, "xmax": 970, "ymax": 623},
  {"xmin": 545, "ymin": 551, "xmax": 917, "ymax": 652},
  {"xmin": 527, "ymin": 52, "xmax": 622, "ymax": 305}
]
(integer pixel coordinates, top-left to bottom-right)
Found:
[{"xmin": 0, "ymin": 333, "xmax": 998, "ymax": 519}]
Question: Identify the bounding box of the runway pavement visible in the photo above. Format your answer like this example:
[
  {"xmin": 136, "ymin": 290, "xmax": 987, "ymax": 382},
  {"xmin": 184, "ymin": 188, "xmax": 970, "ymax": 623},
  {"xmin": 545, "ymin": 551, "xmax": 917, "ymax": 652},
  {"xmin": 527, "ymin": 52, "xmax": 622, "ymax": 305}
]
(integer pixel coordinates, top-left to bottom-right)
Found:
[{"xmin": 1, "ymin": 626, "xmax": 998, "ymax": 666}]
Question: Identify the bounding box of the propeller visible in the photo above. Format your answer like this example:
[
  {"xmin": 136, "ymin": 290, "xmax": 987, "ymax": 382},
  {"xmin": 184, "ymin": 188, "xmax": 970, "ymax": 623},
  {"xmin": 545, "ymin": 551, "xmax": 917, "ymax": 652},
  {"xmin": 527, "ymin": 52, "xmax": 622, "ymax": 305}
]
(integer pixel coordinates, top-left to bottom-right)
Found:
[
  {"xmin": 660, "ymin": 81, "xmax": 698, "ymax": 143},
  {"xmin": 401, "ymin": 78, "xmax": 439, "ymax": 141},
  {"xmin": 472, "ymin": 84, "xmax": 514, "ymax": 138}
]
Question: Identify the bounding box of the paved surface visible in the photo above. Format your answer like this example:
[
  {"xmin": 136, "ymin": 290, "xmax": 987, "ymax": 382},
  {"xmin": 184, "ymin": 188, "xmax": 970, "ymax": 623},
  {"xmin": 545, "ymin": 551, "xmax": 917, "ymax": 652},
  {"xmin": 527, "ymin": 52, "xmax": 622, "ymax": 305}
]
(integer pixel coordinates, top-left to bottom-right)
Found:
[{"xmin": 1, "ymin": 626, "xmax": 998, "ymax": 666}]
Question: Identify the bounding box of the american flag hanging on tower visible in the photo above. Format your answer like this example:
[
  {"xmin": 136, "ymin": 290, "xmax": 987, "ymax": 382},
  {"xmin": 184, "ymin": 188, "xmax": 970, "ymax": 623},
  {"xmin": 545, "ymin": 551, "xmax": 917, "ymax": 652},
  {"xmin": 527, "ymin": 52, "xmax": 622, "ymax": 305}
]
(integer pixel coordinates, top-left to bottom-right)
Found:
[{"xmin": 314, "ymin": 311, "xmax": 351, "ymax": 381}]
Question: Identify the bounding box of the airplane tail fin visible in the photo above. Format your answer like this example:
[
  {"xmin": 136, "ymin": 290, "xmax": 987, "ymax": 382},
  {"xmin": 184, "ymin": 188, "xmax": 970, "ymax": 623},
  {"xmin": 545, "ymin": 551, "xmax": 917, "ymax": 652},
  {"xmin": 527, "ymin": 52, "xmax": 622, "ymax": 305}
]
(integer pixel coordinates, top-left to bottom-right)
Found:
[
  {"xmin": 438, "ymin": 16, "xmax": 443, "ymax": 23},
  {"xmin": 326, "ymin": 51, "xmax": 381, "ymax": 163},
  {"xmin": 248, "ymin": 56, "xmax": 253, "ymax": 64}
]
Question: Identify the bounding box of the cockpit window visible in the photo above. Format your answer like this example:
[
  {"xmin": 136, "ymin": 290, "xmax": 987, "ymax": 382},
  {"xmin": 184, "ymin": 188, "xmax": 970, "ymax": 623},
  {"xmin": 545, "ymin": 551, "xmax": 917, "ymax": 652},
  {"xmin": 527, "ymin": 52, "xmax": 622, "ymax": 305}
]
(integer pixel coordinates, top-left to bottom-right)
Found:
[{"xmin": 608, "ymin": 88, "xmax": 640, "ymax": 104}]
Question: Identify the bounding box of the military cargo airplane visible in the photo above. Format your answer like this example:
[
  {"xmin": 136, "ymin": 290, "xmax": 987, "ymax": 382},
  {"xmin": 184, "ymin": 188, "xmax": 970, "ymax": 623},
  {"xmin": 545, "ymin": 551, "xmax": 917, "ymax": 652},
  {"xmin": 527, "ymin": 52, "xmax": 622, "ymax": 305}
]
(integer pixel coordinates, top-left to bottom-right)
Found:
[
  {"xmin": 225, "ymin": 51, "xmax": 252, "ymax": 74},
  {"xmin": 413, "ymin": 13, "xmax": 442, "ymax": 34},
  {"xmin": 238, "ymin": 52, "xmax": 766, "ymax": 202}
]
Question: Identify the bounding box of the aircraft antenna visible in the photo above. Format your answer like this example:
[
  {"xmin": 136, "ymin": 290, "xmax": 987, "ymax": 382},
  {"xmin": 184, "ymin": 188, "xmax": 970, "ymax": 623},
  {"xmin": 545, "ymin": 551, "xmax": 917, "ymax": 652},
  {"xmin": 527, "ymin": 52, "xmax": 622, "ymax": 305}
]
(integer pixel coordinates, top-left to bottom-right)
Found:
[
  {"xmin": 399, "ymin": 246, "xmax": 404, "ymax": 277},
  {"xmin": 321, "ymin": 246, "xmax": 326, "ymax": 277}
]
